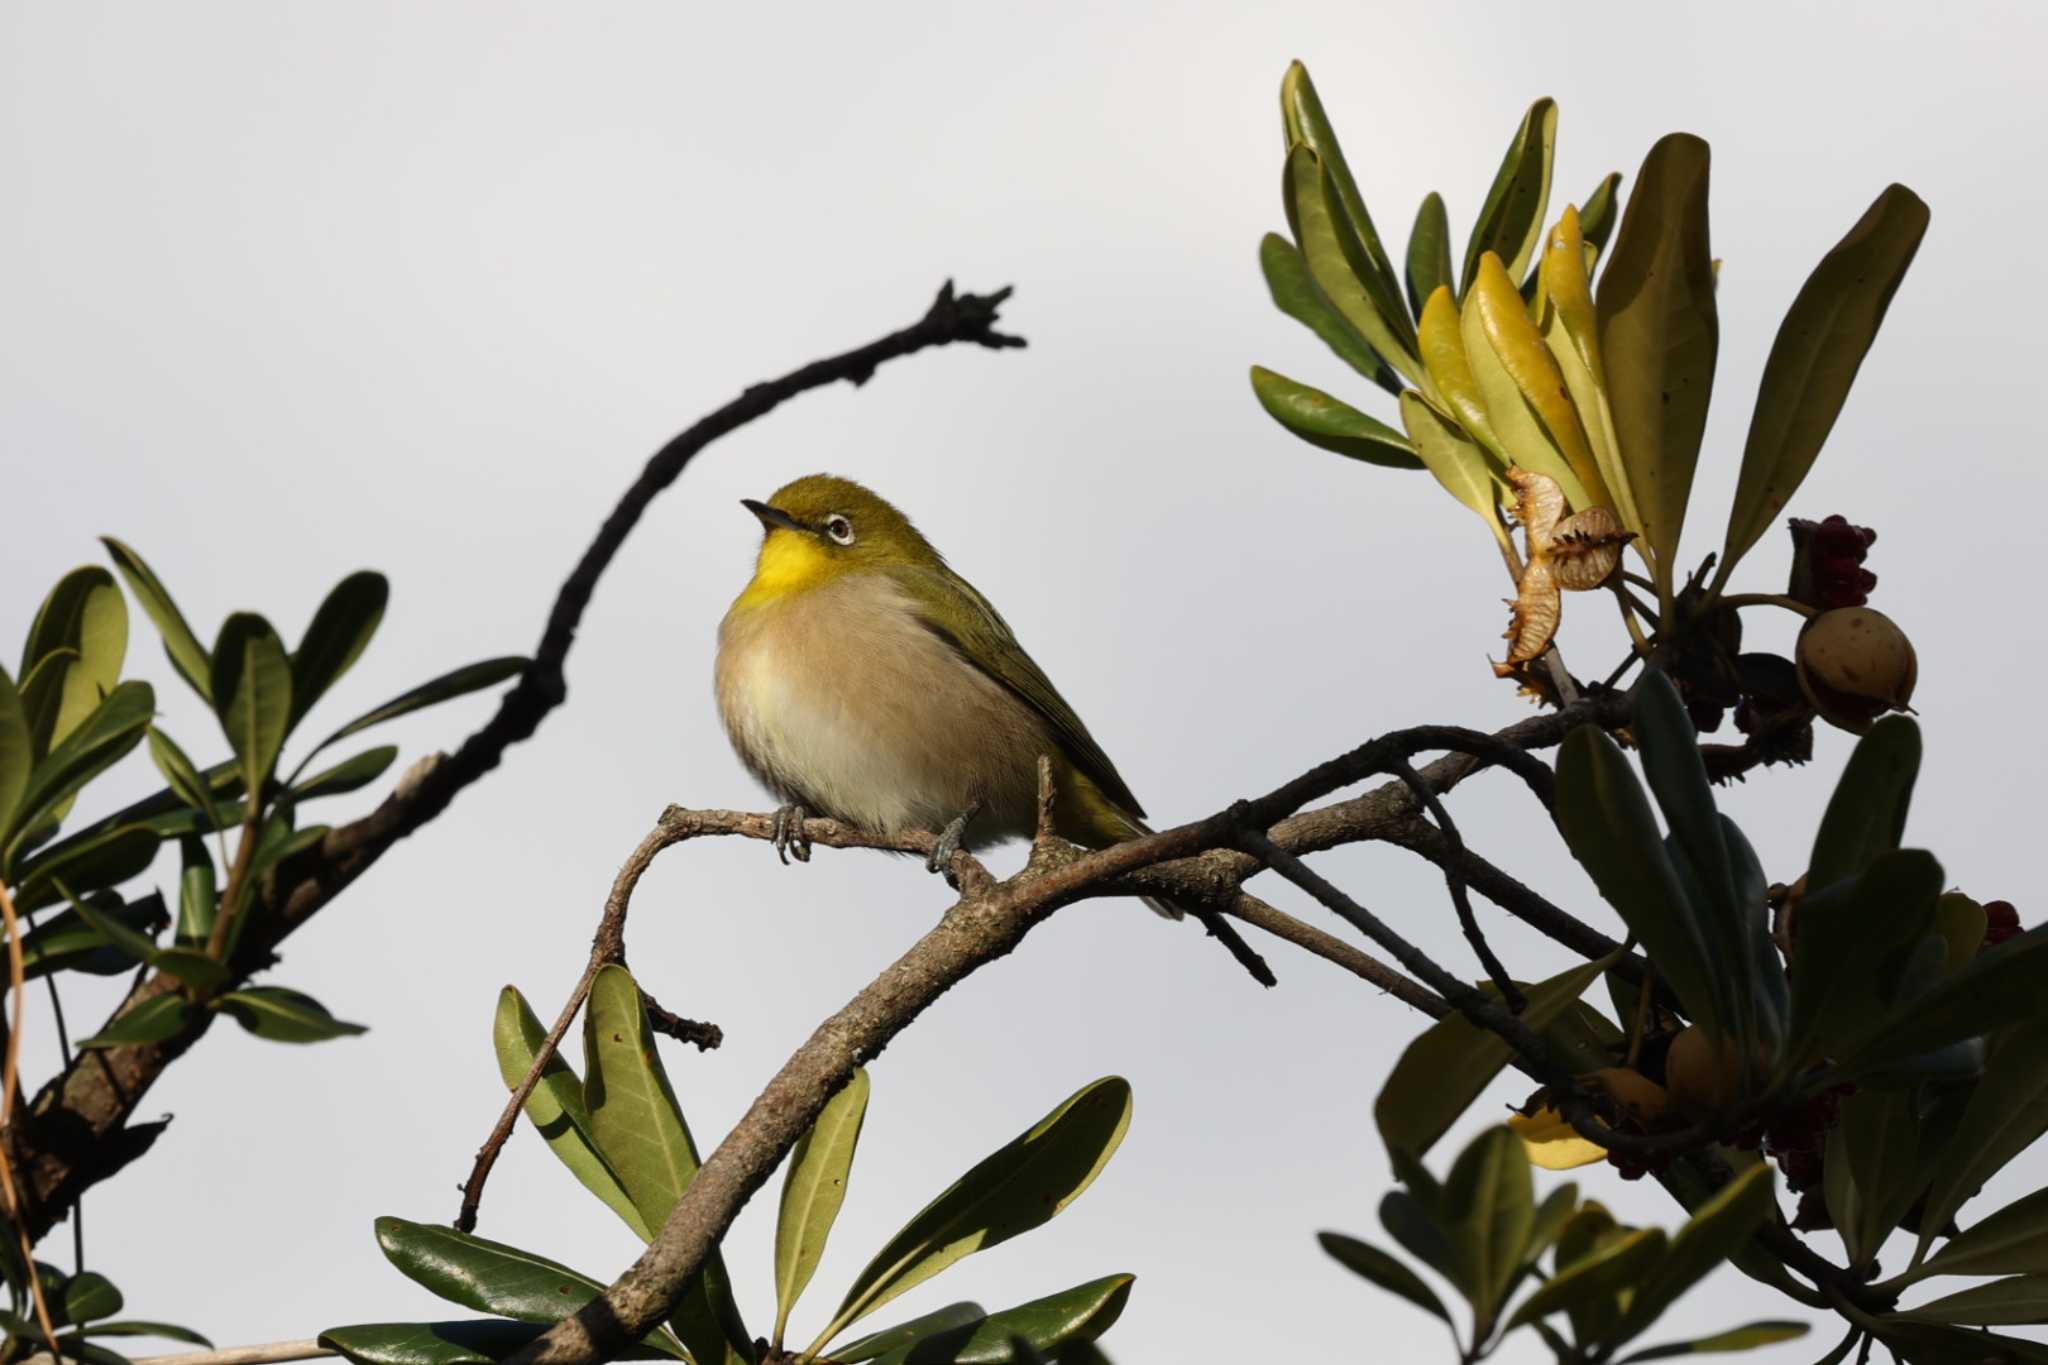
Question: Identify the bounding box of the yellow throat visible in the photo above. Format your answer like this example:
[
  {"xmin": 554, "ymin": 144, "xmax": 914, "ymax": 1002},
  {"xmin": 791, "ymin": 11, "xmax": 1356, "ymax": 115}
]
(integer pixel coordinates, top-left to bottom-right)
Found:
[{"xmin": 732, "ymin": 527, "xmax": 846, "ymax": 613}]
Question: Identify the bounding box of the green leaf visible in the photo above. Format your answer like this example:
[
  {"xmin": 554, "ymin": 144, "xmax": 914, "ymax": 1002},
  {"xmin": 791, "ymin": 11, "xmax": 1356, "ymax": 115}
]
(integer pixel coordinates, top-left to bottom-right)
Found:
[
  {"xmin": 12, "ymin": 825, "xmax": 161, "ymax": 914},
  {"xmin": 1614, "ymin": 1164, "xmax": 1775, "ymax": 1348},
  {"xmin": 491, "ymin": 987, "xmax": 649, "ymax": 1240},
  {"xmin": 291, "ymin": 572, "xmax": 389, "ymax": 728},
  {"xmin": 58, "ymin": 882, "xmax": 161, "ymax": 965},
  {"xmin": 583, "ymin": 965, "xmax": 753, "ymax": 1365},
  {"xmin": 1578, "ymin": 173, "xmax": 1623, "ymax": 253},
  {"xmin": 71, "ymin": 1321, "xmax": 212, "ymax": 1346},
  {"xmin": 1258, "ymin": 233, "xmax": 1399, "ymax": 389},
  {"xmin": 248, "ymin": 824, "xmax": 330, "ymax": 880},
  {"xmin": 1720, "ymin": 185, "xmax": 1929, "ymax": 574},
  {"xmin": 1375, "ymin": 951, "xmax": 1617, "ymax": 1159},
  {"xmin": 4, "ymin": 680, "xmax": 154, "ymax": 862},
  {"xmin": 1616, "ymin": 1321, "xmax": 1809, "ymax": 1361},
  {"xmin": 21, "ymin": 567, "xmax": 128, "ymax": 758},
  {"xmin": 0, "ymin": 666, "xmax": 37, "ymax": 849},
  {"xmin": 62, "ymin": 1272, "xmax": 122, "ymax": 1325},
  {"xmin": 1555, "ymin": 725, "xmax": 1719, "ymax": 1033},
  {"xmin": 1283, "ymin": 144, "xmax": 1422, "ymax": 390},
  {"xmin": 1594, "ymin": 134, "xmax": 1717, "ymax": 598},
  {"xmin": 775, "ymin": 1067, "xmax": 869, "ymax": 1345},
  {"xmin": 1894, "ymin": 1275, "xmax": 2048, "ymax": 1326},
  {"xmin": 1808, "ymin": 717, "xmax": 1920, "ymax": 895},
  {"xmin": 320, "ymin": 1320, "xmax": 665, "ymax": 1365},
  {"xmin": 1380, "ymin": 1188, "xmax": 1463, "ymax": 1294},
  {"xmin": 154, "ymin": 947, "xmax": 230, "ymax": 994},
  {"xmin": 311, "ymin": 657, "xmax": 527, "ymax": 757},
  {"xmin": 1506, "ymin": 1225, "xmax": 1665, "ymax": 1333},
  {"xmin": 373, "ymin": 1218, "xmax": 684, "ymax": 1357},
  {"xmin": 210, "ymin": 614, "xmax": 292, "ymax": 798},
  {"xmin": 1913, "ymin": 1018, "xmax": 2048, "ymax": 1266},
  {"xmin": 1405, "ymin": 192, "xmax": 1453, "ymax": 322},
  {"xmin": 17, "ymin": 893, "xmax": 166, "ymax": 981},
  {"xmin": 818, "ymin": 1077, "xmax": 1132, "ymax": 1343},
  {"xmin": 177, "ymin": 837, "xmax": 216, "ymax": 945},
  {"xmin": 1848, "ymin": 925, "xmax": 2048, "ymax": 1063},
  {"xmin": 78, "ymin": 993, "xmax": 193, "ymax": 1049},
  {"xmin": 1835, "ymin": 1087, "xmax": 1922, "ymax": 1267},
  {"xmin": 864, "ymin": 1276, "xmax": 1134, "ymax": 1365},
  {"xmin": 1317, "ymin": 1232, "xmax": 1449, "ymax": 1324},
  {"xmin": 1787, "ymin": 849, "xmax": 1943, "ymax": 1065},
  {"xmin": 1279, "ymin": 62, "xmax": 1415, "ymax": 361},
  {"xmin": 1460, "ymin": 98, "xmax": 1558, "ymax": 296},
  {"xmin": 834, "ymin": 1303, "xmax": 989, "ymax": 1363},
  {"xmin": 291, "ymin": 746, "xmax": 400, "ymax": 803},
  {"xmin": 101, "ymin": 538, "xmax": 211, "ymax": 703},
  {"xmin": 1919, "ymin": 1186, "xmax": 2048, "ymax": 1280},
  {"xmin": 1397, "ymin": 391, "xmax": 1508, "ymax": 534},
  {"xmin": 146, "ymin": 728, "xmax": 224, "ymax": 839},
  {"xmin": 1249, "ymin": 366, "xmax": 1420, "ymax": 469},
  {"xmin": 1442, "ymin": 1127, "xmax": 1533, "ymax": 1332},
  {"xmin": 217, "ymin": 986, "xmax": 367, "ymax": 1042}
]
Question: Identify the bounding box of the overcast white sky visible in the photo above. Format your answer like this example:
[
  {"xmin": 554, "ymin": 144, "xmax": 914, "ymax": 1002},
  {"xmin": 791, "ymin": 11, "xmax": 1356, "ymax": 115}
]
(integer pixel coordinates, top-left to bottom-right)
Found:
[{"xmin": 5, "ymin": 3, "xmax": 2046, "ymax": 1362}]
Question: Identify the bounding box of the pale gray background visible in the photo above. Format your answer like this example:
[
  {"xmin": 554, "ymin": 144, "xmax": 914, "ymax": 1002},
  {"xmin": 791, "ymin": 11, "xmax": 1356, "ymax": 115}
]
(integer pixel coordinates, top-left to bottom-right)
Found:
[{"xmin": 3, "ymin": 3, "xmax": 2043, "ymax": 1361}]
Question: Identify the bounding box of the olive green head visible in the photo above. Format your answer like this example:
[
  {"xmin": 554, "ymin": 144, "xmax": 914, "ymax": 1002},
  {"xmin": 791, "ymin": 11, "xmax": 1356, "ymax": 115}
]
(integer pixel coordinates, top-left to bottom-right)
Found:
[{"xmin": 736, "ymin": 474, "xmax": 945, "ymax": 606}]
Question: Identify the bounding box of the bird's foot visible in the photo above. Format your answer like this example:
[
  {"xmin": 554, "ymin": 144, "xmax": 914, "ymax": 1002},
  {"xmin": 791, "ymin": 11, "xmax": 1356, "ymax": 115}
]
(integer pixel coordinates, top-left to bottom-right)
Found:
[
  {"xmin": 771, "ymin": 803, "xmax": 812, "ymax": 865},
  {"xmin": 926, "ymin": 801, "xmax": 982, "ymax": 879}
]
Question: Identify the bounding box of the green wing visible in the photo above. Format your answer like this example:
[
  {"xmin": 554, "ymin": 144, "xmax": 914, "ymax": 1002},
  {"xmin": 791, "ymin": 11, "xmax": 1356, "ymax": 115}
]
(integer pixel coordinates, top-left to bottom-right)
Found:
[{"xmin": 887, "ymin": 563, "xmax": 1146, "ymax": 819}]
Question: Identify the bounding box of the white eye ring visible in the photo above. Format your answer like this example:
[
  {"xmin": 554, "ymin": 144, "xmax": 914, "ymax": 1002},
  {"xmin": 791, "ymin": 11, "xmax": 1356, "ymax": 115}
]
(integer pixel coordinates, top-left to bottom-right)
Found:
[{"xmin": 825, "ymin": 514, "xmax": 855, "ymax": 546}]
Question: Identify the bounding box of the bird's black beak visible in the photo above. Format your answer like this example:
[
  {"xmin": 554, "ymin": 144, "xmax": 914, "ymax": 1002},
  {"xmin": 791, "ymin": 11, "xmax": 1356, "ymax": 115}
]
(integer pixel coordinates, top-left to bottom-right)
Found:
[{"xmin": 742, "ymin": 499, "xmax": 805, "ymax": 534}]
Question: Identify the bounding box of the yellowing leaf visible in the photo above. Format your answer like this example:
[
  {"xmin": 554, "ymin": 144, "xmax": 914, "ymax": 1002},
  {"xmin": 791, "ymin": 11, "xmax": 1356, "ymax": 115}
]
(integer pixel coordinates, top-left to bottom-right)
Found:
[
  {"xmin": 1541, "ymin": 207, "xmax": 1640, "ymax": 539},
  {"xmin": 1471, "ymin": 253, "xmax": 1610, "ymax": 511},
  {"xmin": 1462, "ymin": 279, "xmax": 1592, "ymax": 508},
  {"xmin": 1399, "ymin": 393, "xmax": 1509, "ymax": 545},
  {"xmin": 1509, "ymin": 1108, "xmax": 1608, "ymax": 1170},
  {"xmin": 1418, "ymin": 286, "xmax": 1504, "ymax": 456}
]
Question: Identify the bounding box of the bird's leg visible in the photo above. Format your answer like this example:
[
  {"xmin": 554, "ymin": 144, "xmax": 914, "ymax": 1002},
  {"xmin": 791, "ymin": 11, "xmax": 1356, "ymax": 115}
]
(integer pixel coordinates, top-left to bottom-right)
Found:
[
  {"xmin": 926, "ymin": 799, "xmax": 983, "ymax": 878},
  {"xmin": 771, "ymin": 803, "xmax": 812, "ymax": 865}
]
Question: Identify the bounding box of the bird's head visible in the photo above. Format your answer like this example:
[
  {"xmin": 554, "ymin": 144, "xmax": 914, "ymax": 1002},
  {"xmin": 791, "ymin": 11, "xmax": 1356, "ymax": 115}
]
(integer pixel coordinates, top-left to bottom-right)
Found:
[{"xmin": 736, "ymin": 474, "xmax": 945, "ymax": 605}]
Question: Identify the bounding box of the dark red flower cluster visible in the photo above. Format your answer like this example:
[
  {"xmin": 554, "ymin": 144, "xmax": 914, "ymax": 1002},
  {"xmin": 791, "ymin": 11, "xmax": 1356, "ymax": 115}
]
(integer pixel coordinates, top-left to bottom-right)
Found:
[
  {"xmin": 1983, "ymin": 900, "xmax": 2023, "ymax": 950},
  {"xmin": 1788, "ymin": 515, "xmax": 1878, "ymax": 610}
]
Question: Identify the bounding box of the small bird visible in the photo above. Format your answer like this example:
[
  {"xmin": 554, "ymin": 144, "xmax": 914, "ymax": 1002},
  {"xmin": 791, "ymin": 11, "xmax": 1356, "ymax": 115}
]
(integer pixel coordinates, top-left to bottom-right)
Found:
[{"xmin": 715, "ymin": 473, "xmax": 1207, "ymax": 928}]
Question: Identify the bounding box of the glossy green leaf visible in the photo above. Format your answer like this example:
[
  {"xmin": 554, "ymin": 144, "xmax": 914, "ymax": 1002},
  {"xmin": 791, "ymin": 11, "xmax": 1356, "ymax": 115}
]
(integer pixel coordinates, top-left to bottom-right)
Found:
[
  {"xmin": 211, "ymin": 614, "xmax": 292, "ymax": 797},
  {"xmin": 1318, "ymin": 1232, "xmax": 1449, "ymax": 1324},
  {"xmin": 1788, "ymin": 850, "xmax": 1942, "ymax": 1065},
  {"xmin": 833, "ymin": 1303, "xmax": 989, "ymax": 1364},
  {"xmin": 146, "ymin": 727, "xmax": 224, "ymax": 840},
  {"xmin": 1406, "ymin": 192, "xmax": 1453, "ymax": 322},
  {"xmin": 21, "ymin": 567, "xmax": 128, "ymax": 758},
  {"xmin": 78, "ymin": 993, "xmax": 193, "ymax": 1049},
  {"xmin": 71, "ymin": 1321, "xmax": 212, "ymax": 1346},
  {"xmin": 1442, "ymin": 1126, "xmax": 1533, "ymax": 1331},
  {"xmin": 819, "ymin": 1077, "xmax": 1132, "ymax": 1344},
  {"xmin": 0, "ymin": 666, "xmax": 32, "ymax": 844},
  {"xmin": 1863, "ymin": 1320, "xmax": 2048, "ymax": 1365},
  {"xmin": 1555, "ymin": 725, "xmax": 1719, "ymax": 1033},
  {"xmin": 1284, "ymin": 144, "xmax": 1423, "ymax": 388},
  {"xmin": 865, "ymin": 1275, "xmax": 1133, "ymax": 1365},
  {"xmin": 1595, "ymin": 134, "xmax": 1717, "ymax": 597},
  {"xmin": 1505, "ymin": 1224, "xmax": 1664, "ymax": 1332},
  {"xmin": 1849, "ymin": 924, "xmax": 2048, "ymax": 1063},
  {"xmin": 1579, "ymin": 173, "xmax": 1623, "ymax": 253},
  {"xmin": 1918, "ymin": 1186, "xmax": 2048, "ymax": 1280},
  {"xmin": 1721, "ymin": 185, "xmax": 1929, "ymax": 574},
  {"xmin": 1809, "ymin": 716, "xmax": 1920, "ymax": 894},
  {"xmin": 101, "ymin": 538, "xmax": 211, "ymax": 703},
  {"xmin": 217, "ymin": 986, "xmax": 367, "ymax": 1042},
  {"xmin": 1616, "ymin": 1321, "xmax": 1809, "ymax": 1361},
  {"xmin": 311, "ymin": 657, "xmax": 527, "ymax": 756},
  {"xmin": 491, "ymin": 987, "xmax": 648, "ymax": 1240},
  {"xmin": 17, "ymin": 893, "xmax": 166, "ymax": 981},
  {"xmin": 155, "ymin": 947, "xmax": 230, "ymax": 994},
  {"xmin": 178, "ymin": 837, "xmax": 216, "ymax": 945},
  {"xmin": 62, "ymin": 1272, "xmax": 122, "ymax": 1325},
  {"xmin": 1279, "ymin": 62, "xmax": 1414, "ymax": 358},
  {"xmin": 248, "ymin": 824, "xmax": 330, "ymax": 880},
  {"xmin": 56, "ymin": 880, "xmax": 160, "ymax": 966},
  {"xmin": 1398, "ymin": 393, "xmax": 1507, "ymax": 536},
  {"xmin": 1614, "ymin": 1164, "xmax": 1775, "ymax": 1347},
  {"xmin": 291, "ymin": 571, "xmax": 389, "ymax": 727},
  {"xmin": 1914, "ymin": 1017, "xmax": 2048, "ymax": 1267},
  {"xmin": 1895, "ymin": 1275, "xmax": 2048, "ymax": 1326},
  {"xmin": 775, "ymin": 1067, "xmax": 869, "ymax": 1344},
  {"xmin": 12, "ymin": 824, "xmax": 160, "ymax": 914},
  {"xmin": 373, "ymin": 1218, "xmax": 684, "ymax": 1357},
  {"xmin": 1249, "ymin": 365, "xmax": 1420, "ymax": 468},
  {"xmin": 1379, "ymin": 1190, "xmax": 1463, "ymax": 1293},
  {"xmin": 1375, "ymin": 951, "xmax": 1617, "ymax": 1159},
  {"xmin": 4, "ymin": 680, "xmax": 154, "ymax": 859},
  {"xmin": 1836, "ymin": 1087, "xmax": 1922, "ymax": 1266},
  {"xmin": 1258, "ymin": 232, "xmax": 1399, "ymax": 389},
  {"xmin": 583, "ymin": 965, "xmax": 753, "ymax": 1365},
  {"xmin": 320, "ymin": 1321, "xmax": 575, "ymax": 1365},
  {"xmin": 1461, "ymin": 98, "xmax": 1557, "ymax": 296}
]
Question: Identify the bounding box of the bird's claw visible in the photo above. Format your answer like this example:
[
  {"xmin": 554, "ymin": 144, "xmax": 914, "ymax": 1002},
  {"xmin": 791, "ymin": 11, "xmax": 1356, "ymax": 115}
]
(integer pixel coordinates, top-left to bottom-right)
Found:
[
  {"xmin": 771, "ymin": 804, "xmax": 812, "ymax": 865},
  {"xmin": 926, "ymin": 802, "xmax": 981, "ymax": 879}
]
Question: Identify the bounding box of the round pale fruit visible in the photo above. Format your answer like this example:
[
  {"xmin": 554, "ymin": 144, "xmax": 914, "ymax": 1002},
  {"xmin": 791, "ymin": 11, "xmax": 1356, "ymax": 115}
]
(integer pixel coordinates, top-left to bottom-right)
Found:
[{"xmin": 1795, "ymin": 606, "xmax": 1917, "ymax": 734}]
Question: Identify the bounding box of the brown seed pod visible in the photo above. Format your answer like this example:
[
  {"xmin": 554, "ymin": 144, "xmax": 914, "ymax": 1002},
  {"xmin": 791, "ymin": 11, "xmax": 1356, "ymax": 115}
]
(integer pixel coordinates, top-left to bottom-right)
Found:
[
  {"xmin": 1795, "ymin": 606, "xmax": 1918, "ymax": 734},
  {"xmin": 1551, "ymin": 506, "xmax": 1634, "ymax": 591}
]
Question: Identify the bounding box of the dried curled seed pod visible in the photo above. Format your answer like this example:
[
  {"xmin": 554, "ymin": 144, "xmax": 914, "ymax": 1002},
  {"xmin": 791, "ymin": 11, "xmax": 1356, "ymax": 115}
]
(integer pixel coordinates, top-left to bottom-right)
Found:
[{"xmin": 1551, "ymin": 506, "xmax": 1635, "ymax": 591}]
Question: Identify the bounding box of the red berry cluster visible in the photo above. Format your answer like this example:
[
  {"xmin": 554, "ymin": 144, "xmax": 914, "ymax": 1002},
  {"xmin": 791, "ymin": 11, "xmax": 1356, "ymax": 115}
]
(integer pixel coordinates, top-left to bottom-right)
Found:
[
  {"xmin": 1983, "ymin": 900, "xmax": 2023, "ymax": 950},
  {"xmin": 1753, "ymin": 1085, "xmax": 1852, "ymax": 1230},
  {"xmin": 1788, "ymin": 515, "xmax": 1878, "ymax": 611}
]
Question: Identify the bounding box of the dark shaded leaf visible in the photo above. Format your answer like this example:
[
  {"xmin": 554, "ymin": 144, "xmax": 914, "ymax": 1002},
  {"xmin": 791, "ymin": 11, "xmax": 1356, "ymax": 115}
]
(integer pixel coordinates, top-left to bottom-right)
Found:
[
  {"xmin": 834, "ymin": 1303, "xmax": 988, "ymax": 1364},
  {"xmin": 311, "ymin": 658, "xmax": 527, "ymax": 757},
  {"xmin": 1318, "ymin": 1232, "xmax": 1449, "ymax": 1324},
  {"xmin": 1788, "ymin": 849, "xmax": 1942, "ymax": 1064},
  {"xmin": 4, "ymin": 681, "xmax": 154, "ymax": 859},
  {"xmin": 318, "ymin": 1321, "xmax": 668, "ymax": 1365},
  {"xmin": 1848, "ymin": 925, "xmax": 2048, "ymax": 1062},
  {"xmin": 1614, "ymin": 1164, "xmax": 1775, "ymax": 1347},
  {"xmin": 1248, "ymin": 366, "xmax": 1420, "ymax": 469},
  {"xmin": 1259, "ymin": 232, "xmax": 1398, "ymax": 388},
  {"xmin": 217, "ymin": 986, "xmax": 366, "ymax": 1042},
  {"xmin": 1505, "ymin": 1224, "xmax": 1664, "ymax": 1333},
  {"xmin": 1380, "ymin": 1190, "xmax": 1463, "ymax": 1295},
  {"xmin": 1893, "ymin": 1275, "xmax": 2048, "ymax": 1326},
  {"xmin": 1461, "ymin": 98, "xmax": 1558, "ymax": 295},
  {"xmin": 866, "ymin": 1275, "xmax": 1133, "ymax": 1365},
  {"xmin": 1578, "ymin": 173, "xmax": 1623, "ymax": 253},
  {"xmin": 0, "ymin": 667, "xmax": 26, "ymax": 845},
  {"xmin": 1919, "ymin": 1186, "xmax": 2048, "ymax": 1280},
  {"xmin": 72, "ymin": 1322, "xmax": 212, "ymax": 1346},
  {"xmin": 1405, "ymin": 192, "xmax": 1454, "ymax": 322},
  {"xmin": 1808, "ymin": 717, "xmax": 1920, "ymax": 895},
  {"xmin": 12, "ymin": 825, "xmax": 161, "ymax": 915},
  {"xmin": 1615, "ymin": 1320, "xmax": 1809, "ymax": 1360},
  {"xmin": 146, "ymin": 728, "xmax": 224, "ymax": 840},
  {"xmin": 101, "ymin": 538, "xmax": 210, "ymax": 703},
  {"xmin": 291, "ymin": 746, "xmax": 398, "ymax": 802},
  {"xmin": 210, "ymin": 614, "xmax": 292, "ymax": 797},
  {"xmin": 17, "ymin": 893, "xmax": 166, "ymax": 981},
  {"xmin": 291, "ymin": 572, "xmax": 389, "ymax": 727},
  {"xmin": 62, "ymin": 1272, "xmax": 122, "ymax": 1325},
  {"xmin": 1442, "ymin": 1127, "xmax": 1533, "ymax": 1331},
  {"xmin": 177, "ymin": 838, "xmax": 215, "ymax": 945},
  {"xmin": 78, "ymin": 994, "xmax": 193, "ymax": 1049},
  {"xmin": 1914, "ymin": 1018, "xmax": 2048, "ymax": 1267}
]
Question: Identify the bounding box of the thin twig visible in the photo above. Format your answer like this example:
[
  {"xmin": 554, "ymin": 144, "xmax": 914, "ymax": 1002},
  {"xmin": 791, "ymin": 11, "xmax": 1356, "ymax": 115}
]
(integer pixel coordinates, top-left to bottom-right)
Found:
[
  {"xmin": 1385, "ymin": 759, "xmax": 1522, "ymax": 1012},
  {"xmin": 0, "ymin": 878, "xmax": 61, "ymax": 1353},
  {"xmin": 1221, "ymin": 893, "xmax": 1444, "ymax": 1018}
]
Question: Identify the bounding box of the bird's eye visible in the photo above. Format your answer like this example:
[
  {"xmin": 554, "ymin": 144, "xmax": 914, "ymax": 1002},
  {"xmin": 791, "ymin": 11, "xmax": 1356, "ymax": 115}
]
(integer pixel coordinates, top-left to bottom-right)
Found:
[{"xmin": 825, "ymin": 514, "xmax": 855, "ymax": 546}]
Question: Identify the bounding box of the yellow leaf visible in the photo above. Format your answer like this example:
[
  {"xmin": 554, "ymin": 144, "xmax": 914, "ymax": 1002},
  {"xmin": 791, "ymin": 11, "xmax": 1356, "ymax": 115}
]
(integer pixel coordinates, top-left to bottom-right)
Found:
[
  {"xmin": 1417, "ymin": 285, "xmax": 1502, "ymax": 457},
  {"xmin": 1540, "ymin": 207, "xmax": 1640, "ymax": 541},
  {"xmin": 1509, "ymin": 1107, "xmax": 1609, "ymax": 1170},
  {"xmin": 1461, "ymin": 273, "xmax": 1593, "ymax": 509},
  {"xmin": 1471, "ymin": 253, "xmax": 1610, "ymax": 511}
]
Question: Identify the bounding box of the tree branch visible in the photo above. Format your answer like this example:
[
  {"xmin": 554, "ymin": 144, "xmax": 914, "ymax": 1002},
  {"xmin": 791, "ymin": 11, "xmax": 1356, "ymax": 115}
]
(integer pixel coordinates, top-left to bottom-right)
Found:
[{"xmin": 4, "ymin": 282, "xmax": 1025, "ymax": 1246}]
